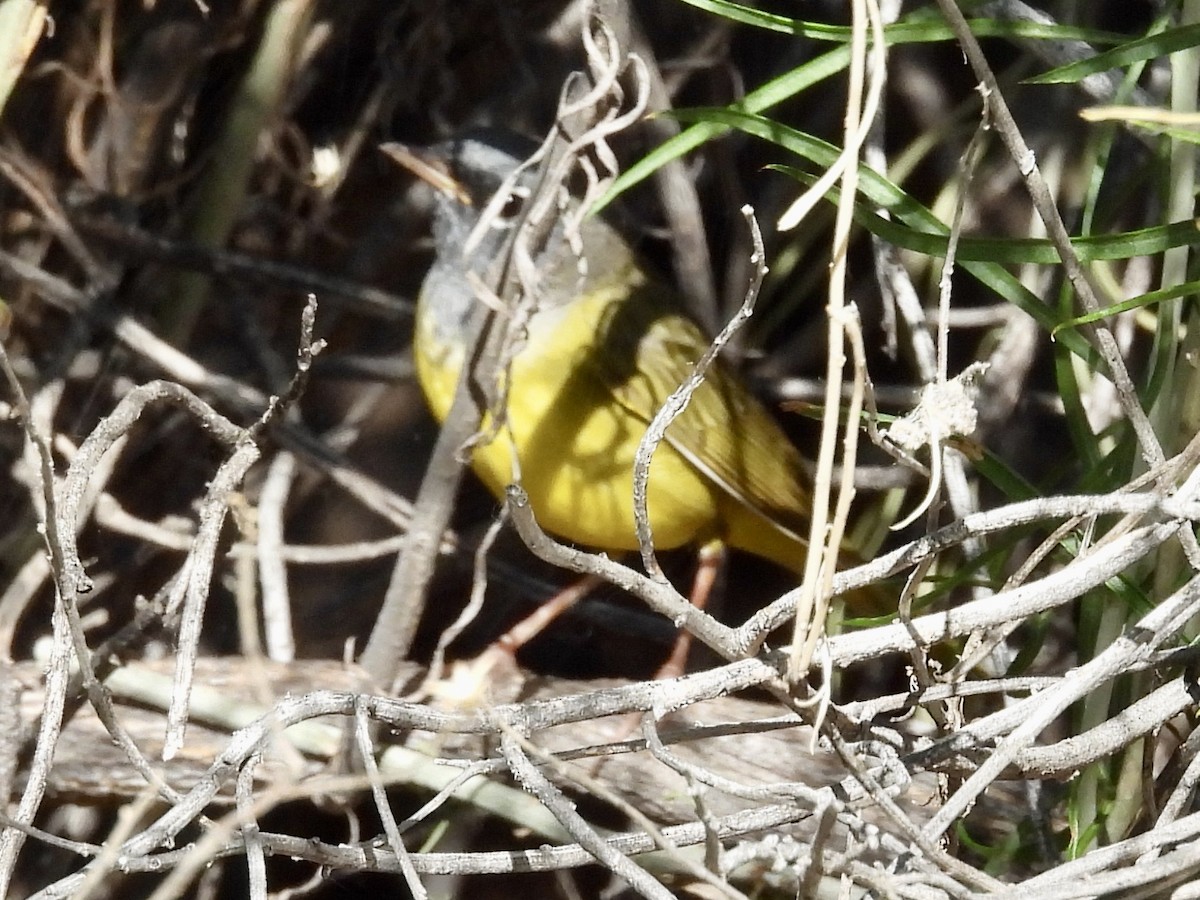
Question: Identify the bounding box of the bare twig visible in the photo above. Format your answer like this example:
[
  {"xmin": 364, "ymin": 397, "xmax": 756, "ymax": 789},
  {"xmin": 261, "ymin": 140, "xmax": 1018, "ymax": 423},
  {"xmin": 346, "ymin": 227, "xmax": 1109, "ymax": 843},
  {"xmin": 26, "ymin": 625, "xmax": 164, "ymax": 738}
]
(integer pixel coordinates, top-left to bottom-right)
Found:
[{"xmin": 632, "ymin": 205, "xmax": 767, "ymax": 579}]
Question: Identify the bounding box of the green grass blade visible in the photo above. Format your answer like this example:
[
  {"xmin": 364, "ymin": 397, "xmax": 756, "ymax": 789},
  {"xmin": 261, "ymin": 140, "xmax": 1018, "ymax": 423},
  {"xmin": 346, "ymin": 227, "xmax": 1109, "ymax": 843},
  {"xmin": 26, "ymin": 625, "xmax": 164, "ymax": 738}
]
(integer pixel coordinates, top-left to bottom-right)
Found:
[
  {"xmin": 1053, "ymin": 281, "xmax": 1200, "ymax": 335},
  {"xmin": 674, "ymin": 107, "xmax": 1099, "ymax": 361},
  {"xmin": 1026, "ymin": 22, "xmax": 1199, "ymax": 84}
]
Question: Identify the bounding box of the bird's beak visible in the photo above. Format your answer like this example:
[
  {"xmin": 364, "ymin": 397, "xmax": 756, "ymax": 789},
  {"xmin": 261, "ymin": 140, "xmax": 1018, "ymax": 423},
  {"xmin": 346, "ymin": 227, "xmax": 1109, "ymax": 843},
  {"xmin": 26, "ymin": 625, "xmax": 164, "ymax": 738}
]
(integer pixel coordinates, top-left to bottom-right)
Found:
[{"xmin": 380, "ymin": 142, "xmax": 471, "ymax": 206}]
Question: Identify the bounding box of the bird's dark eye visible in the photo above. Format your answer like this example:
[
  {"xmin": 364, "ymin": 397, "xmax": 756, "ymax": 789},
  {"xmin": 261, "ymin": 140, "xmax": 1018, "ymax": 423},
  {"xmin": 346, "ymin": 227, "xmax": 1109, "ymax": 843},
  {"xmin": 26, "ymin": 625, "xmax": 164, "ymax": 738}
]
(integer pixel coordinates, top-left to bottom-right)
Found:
[{"xmin": 496, "ymin": 187, "xmax": 528, "ymax": 222}]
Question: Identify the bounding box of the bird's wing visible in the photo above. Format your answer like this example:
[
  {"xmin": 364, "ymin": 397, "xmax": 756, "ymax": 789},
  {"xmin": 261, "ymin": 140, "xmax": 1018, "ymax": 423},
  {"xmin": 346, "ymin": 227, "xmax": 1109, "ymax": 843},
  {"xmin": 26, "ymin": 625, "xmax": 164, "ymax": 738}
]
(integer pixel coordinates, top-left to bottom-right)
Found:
[{"xmin": 582, "ymin": 287, "xmax": 812, "ymax": 539}]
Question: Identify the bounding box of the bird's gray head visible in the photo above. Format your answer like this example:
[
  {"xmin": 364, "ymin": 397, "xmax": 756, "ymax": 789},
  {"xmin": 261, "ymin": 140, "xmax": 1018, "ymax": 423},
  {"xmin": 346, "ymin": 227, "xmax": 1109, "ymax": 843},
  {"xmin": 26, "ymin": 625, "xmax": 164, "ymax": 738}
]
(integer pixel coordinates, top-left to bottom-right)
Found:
[
  {"xmin": 394, "ymin": 130, "xmax": 637, "ymax": 339},
  {"xmin": 426, "ymin": 131, "xmax": 538, "ymax": 274},
  {"xmin": 437, "ymin": 130, "xmax": 539, "ymax": 208},
  {"xmin": 410, "ymin": 131, "xmax": 543, "ymax": 339}
]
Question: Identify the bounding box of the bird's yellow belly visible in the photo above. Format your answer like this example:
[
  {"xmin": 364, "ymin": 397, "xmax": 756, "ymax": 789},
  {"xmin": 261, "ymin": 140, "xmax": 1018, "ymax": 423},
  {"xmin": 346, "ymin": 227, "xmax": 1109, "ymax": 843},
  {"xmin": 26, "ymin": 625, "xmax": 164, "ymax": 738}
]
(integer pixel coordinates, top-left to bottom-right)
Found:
[{"xmin": 415, "ymin": 298, "xmax": 719, "ymax": 552}]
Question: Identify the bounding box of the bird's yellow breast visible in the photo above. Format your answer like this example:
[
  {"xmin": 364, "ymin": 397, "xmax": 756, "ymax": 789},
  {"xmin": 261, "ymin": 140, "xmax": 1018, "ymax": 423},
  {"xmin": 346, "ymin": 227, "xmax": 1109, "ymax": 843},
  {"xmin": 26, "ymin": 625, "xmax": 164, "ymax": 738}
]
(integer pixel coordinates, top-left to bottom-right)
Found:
[{"xmin": 414, "ymin": 284, "xmax": 721, "ymax": 551}]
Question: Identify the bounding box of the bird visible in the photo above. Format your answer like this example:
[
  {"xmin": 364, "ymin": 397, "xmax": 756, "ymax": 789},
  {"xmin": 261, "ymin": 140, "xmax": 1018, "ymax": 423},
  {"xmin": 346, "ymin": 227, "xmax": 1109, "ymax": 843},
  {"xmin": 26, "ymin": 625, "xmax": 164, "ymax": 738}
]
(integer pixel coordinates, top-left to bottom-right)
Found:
[{"xmin": 386, "ymin": 131, "xmax": 820, "ymax": 583}]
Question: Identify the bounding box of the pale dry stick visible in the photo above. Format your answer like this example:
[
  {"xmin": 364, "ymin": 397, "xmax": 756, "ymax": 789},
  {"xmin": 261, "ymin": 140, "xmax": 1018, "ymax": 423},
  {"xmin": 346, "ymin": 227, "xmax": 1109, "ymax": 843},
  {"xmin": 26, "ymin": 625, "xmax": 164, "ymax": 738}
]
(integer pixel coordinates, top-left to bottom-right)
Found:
[
  {"xmin": 229, "ymin": 533, "xmax": 407, "ymax": 564},
  {"xmin": 39, "ymin": 561, "xmax": 1180, "ymax": 878},
  {"xmin": 864, "ymin": 247, "xmax": 948, "ymax": 472},
  {"xmin": 0, "ymin": 386, "xmax": 130, "ymax": 656},
  {"xmin": 870, "ymin": 167, "xmax": 897, "ymax": 363},
  {"xmin": 1150, "ymin": 734, "xmax": 1200, "ymax": 853},
  {"xmin": 720, "ymin": 827, "xmax": 855, "ymax": 899},
  {"xmin": 920, "ymin": 573, "xmax": 1200, "ymax": 844},
  {"xmin": 739, "ymin": 490, "xmax": 1199, "ymax": 651},
  {"xmin": 11, "ymin": 672, "xmax": 902, "ymax": 897},
  {"xmin": 507, "ymin": 485, "xmax": 737, "ymax": 657},
  {"xmin": 420, "ymin": 511, "xmax": 507, "ymax": 696},
  {"xmin": 95, "ymin": 495, "xmax": 195, "ymax": 550},
  {"xmin": 561, "ymin": 8, "xmax": 631, "ymax": 117},
  {"xmin": 257, "ymin": 450, "xmax": 297, "ymax": 662},
  {"xmin": 469, "ymin": 19, "xmax": 648, "ymax": 308},
  {"xmin": 631, "ymin": 205, "xmax": 767, "ymax": 579},
  {"xmin": 797, "ymin": 800, "xmax": 843, "ymax": 900},
  {"xmin": 1010, "ymin": 425, "xmax": 1200, "ymax": 593},
  {"xmin": 866, "ymin": 133, "xmax": 987, "ymax": 641},
  {"xmin": 86, "ymin": 802, "xmax": 817, "ymax": 882},
  {"xmin": 465, "ymin": 472, "xmax": 1164, "ymax": 683},
  {"xmin": 140, "ymin": 777, "xmax": 384, "ymax": 900},
  {"xmin": 232, "ymin": 495, "xmax": 265, "ymax": 664},
  {"xmin": 324, "ymin": 286, "xmax": 458, "ymax": 601},
  {"xmin": 562, "ymin": 19, "xmax": 651, "ymax": 217},
  {"xmin": 394, "ymin": 757, "xmax": 539, "ymax": 841},
  {"xmin": 0, "ymin": 547, "xmax": 59, "ymax": 657},
  {"xmin": 99, "ymin": 658, "xmax": 796, "ymax": 796},
  {"xmin": 890, "ymin": 87, "xmax": 991, "ymax": 532},
  {"xmin": 30, "ymin": 692, "xmax": 363, "ymax": 899},
  {"xmin": 977, "ymin": 137, "xmax": 1058, "ymax": 434},
  {"xmin": 937, "ymin": 304, "xmax": 1019, "ymax": 328},
  {"xmin": 56, "ymin": 657, "xmax": 1180, "ymax": 888},
  {"xmin": 0, "ymin": 1, "xmax": 44, "ymax": 116},
  {"xmin": 162, "ymin": 440, "xmax": 261, "ymax": 760},
  {"xmin": 495, "ymin": 60, "xmax": 651, "ymax": 444},
  {"xmin": 15, "ymin": 382, "xmax": 63, "ymax": 521},
  {"xmin": 272, "ymin": 529, "xmax": 1182, "ymax": 733},
  {"xmin": 23, "ymin": 568, "xmax": 188, "ymax": 761},
  {"xmin": 1030, "ymin": 851, "xmax": 1200, "ymax": 900},
  {"xmin": 353, "ymin": 701, "xmax": 427, "ymax": 900},
  {"xmin": 71, "ymin": 788, "xmax": 161, "ymax": 900},
  {"xmin": 499, "ymin": 729, "xmax": 676, "ymax": 900},
  {"xmin": 775, "ymin": 0, "xmax": 885, "ymax": 233},
  {"xmin": 0, "ymin": 381, "xmax": 65, "ymax": 654},
  {"xmin": 946, "ymin": 485, "xmax": 1128, "ymax": 682},
  {"xmin": 640, "ymin": 713, "xmax": 827, "ymax": 808},
  {"xmin": 905, "ymin": 658, "xmax": 1195, "ymax": 780},
  {"xmin": 0, "ymin": 606, "xmax": 70, "ymax": 897},
  {"xmin": 789, "ymin": 0, "xmax": 886, "ymax": 681},
  {"xmin": 515, "ymin": 724, "xmax": 747, "ymax": 899},
  {"xmin": 951, "ymin": 458, "xmax": 1119, "ymax": 677},
  {"xmin": 934, "ymin": 2, "xmax": 1182, "ymax": 552},
  {"xmin": 1082, "ymin": 106, "xmax": 1200, "ymax": 127},
  {"xmin": 682, "ymin": 749, "xmax": 724, "ymax": 876},
  {"xmin": 893, "ymin": 551, "xmax": 940, "ymax": 706},
  {"xmin": 796, "ymin": 303, "xmax": 867, "ymax": 675},
  {"xmin": 237, "ymin": 756, "xmax": 267, "ymax": 900},
  {"xmin": 230, "ymin": 497, "xmax": 311, "ymax": 779},
  {"xmin": 824, "ymin": 519, "xmax": 1180, "ymax": 670},
  {"xmin": 271, "ymin": 861, "xmax": 327, "ymax": 900},
  {"xmin": 6, "ymin": 773, "xmax": 375, "ymax": 878},
  {"xmin": 804, "ymin": 637, "xmax": 835, "ymax": 745},
  {"xmin": 0, "ymin": 365, "xmax": 208, "ymax": 894},
  {"xmin": 166, "ymin": 299, "xmax": 326, "ymax": 757},
  {"xmin": 1016, "ymin": 676, "xmax": 1196, "ymax": 779},
  {"xmin": 839, "ymin": 674, "xmax": 1061, "ymax": 724},
  {"xmin": 823, "ymin": 728, "xmax": 1005, "ymax": 897},
  {"xmin": 16, "ymin": 657, "xmax": 1152, "ymax": 892},
  {"xmin": 990, "ymin": 813, "xmax": 1200, "ymax": 900}
]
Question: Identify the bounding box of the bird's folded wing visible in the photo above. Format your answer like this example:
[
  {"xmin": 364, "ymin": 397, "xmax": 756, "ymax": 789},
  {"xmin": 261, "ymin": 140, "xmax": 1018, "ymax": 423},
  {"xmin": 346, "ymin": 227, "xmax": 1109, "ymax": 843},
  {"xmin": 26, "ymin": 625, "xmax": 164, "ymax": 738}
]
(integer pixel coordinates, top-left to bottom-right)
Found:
[{"xmin": 584, "ymin": 289, "xmax": 812, "ymax": 538}]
